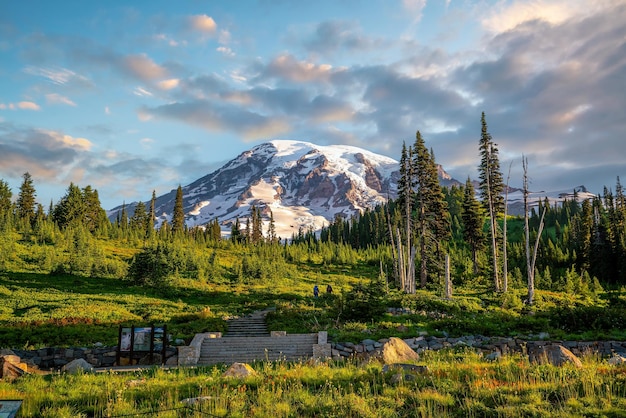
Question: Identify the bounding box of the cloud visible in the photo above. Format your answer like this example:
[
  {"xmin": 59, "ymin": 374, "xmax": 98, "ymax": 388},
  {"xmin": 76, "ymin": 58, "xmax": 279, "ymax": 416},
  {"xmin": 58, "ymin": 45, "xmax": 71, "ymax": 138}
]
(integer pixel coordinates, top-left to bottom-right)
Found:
[
  {"xmin": 0, "ymin": 125, "xmax": 92, "ymax": 181},
  {"xmin": 139, "ymin": 100, "xmax": 291, "ymax": 140},
  {"xmin": 23, "ymin": 65, "xmax": 93, "ymax": 89},
  {"xmin": 133, "ymin": 86, "xmax": 153, "ymax": 97},
  {"xmin": 121, "ymin": 54, "xmax": 168, "ymax": 81},
  {"xmin": 157, "ymin": 78, "xmax": 180, "ymax": 90},
  {"xmin": 434, "ymin": 2, "xmax": 626, "ymax": 191},
  {"xmin": 258, "ymin": 54, "xmax": 337, "ymax": 83},
  {"xmin": 0, "ymin": 101, "xmax": 41, "ymax": 111},
  {"xmin": 303, "ymin": 21, "xmax": 383, "ymax": 56},
  {"xmin": 481, "ymin": 0, "xmax": 617, "ymax": 34},
  {"xmin": 217, "ymin": 46, "xmax": 235, "ymax": 57},
  {"xmin": 45, "ymin": 93, "xmax": 76, "ymax": 106},
  {"xmin": 189, "ymin": 14, "xmax": 217, "ymax": 34}
]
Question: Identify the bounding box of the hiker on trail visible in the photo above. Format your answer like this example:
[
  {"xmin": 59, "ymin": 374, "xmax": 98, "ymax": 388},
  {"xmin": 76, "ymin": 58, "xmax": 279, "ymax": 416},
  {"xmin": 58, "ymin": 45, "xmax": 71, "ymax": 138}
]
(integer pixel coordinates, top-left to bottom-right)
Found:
[
  {"xmin": 313, "ymin": 285, "xmax": 319, "ymax": 298},
  {"xmin": 326, "ymin": 284, "xmax": 333, "ymax": 295}
]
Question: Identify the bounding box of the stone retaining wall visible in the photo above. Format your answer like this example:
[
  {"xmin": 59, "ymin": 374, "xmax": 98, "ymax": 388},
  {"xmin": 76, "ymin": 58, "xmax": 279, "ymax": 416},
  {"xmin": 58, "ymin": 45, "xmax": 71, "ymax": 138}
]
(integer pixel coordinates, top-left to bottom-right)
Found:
[
  {"xmin": 12, "ymin": 346, "xmax": 178, "ymax": 370},
  {"xmin": 331, "ymin": 335, "xmax": 626, "ymax": 359},
  {"xmin": 9, "ymin": 335, "xmax": 626, "ymax": 370}
]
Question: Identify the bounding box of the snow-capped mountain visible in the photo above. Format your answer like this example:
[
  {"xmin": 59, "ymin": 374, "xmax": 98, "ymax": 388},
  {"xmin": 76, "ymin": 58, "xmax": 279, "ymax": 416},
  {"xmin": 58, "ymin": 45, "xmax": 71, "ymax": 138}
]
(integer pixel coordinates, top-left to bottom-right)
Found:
[
  {"xmin": 506, "ymin": 185, "xmax": 596, "ymax": 216},
  {"xmin": 111, "ymin": 140, "xmax": 403, "ymax": 238},
  {"xmin": 108, "ymin": 140, "xmax": 595, "ymax": 237}
]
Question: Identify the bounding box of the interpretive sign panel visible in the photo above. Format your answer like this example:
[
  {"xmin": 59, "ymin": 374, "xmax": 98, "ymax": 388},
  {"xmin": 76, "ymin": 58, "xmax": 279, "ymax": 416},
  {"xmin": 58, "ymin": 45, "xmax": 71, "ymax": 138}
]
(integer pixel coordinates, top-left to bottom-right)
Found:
[
  {"xmin": 0, "ymin": 400, "xmax": 22, "ymax": 418},
  {"xmin": 116, "ymin": 324, "xmax": 167, "ymax": 365},
  {"xmin": 132, "ymin": 327, "xmax": 152, "ymax": 352}
]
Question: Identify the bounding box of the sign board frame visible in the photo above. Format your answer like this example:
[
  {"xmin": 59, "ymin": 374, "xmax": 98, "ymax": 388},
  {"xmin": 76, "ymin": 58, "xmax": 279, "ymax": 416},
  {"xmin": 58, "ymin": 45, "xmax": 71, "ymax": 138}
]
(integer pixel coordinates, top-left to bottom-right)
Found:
[{"xmin": 116, "ymin": 324, "xmax": 167, "ymax": 365}]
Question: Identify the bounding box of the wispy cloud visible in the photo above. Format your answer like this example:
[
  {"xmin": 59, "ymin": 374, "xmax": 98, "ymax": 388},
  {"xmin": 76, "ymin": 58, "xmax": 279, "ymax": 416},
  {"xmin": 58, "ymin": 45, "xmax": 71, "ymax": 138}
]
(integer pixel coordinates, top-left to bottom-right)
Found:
[
  {"xmin": 45, "ymin": 93, "xmax": 76, "ymax": 106},
  {"xmin": 0, "ymin": 101, "xmax": 41, "ymax": 111}
]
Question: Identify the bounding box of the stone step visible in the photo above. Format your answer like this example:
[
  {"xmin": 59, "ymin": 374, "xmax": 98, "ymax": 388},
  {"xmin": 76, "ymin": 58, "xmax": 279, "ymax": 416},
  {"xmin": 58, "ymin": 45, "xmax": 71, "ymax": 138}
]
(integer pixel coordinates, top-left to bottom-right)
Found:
[{"xmin": 196, "ymin": 334, "xmax": 319, "ymax": 365}]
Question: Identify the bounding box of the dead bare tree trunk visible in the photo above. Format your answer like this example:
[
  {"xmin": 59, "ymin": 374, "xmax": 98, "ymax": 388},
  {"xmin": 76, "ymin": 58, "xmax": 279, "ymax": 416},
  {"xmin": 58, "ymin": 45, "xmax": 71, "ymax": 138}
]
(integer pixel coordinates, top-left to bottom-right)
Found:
[
  {"xmin": 523, "ymin": 156, "xmax": 546, "ymax": 306},
  {"xmin": 503, "ymin": 161, "xmax": 513, "ymax": 293}
]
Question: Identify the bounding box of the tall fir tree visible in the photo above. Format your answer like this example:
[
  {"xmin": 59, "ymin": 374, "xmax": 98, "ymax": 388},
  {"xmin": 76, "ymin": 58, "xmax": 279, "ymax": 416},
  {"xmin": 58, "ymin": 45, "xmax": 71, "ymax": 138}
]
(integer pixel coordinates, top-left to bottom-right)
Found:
[
  {"xmin": 412, "ymin": 131, "xmax": 450, "ymax": 288},
  {"xmin": 147, "ymin": 190, "xmax": 156, "ymax": 238},
  {"xmin": 52, "ymin": 183, "xmax": 84, "ymax": 229},
  {"xmin": 130, "ymin": 201, "xmax": 149, "ymax": 232},
  {"xmin": 267, "ymin": 209, "xmax": 277, "ymax": 243},
  {"xmin": 172, "ymin": 185, "xmax": 185, "ymax": 234},
  {"xmin": 478, "ymin": 112, "xmax": 505, "ymax": 291},
  {"xmin": 231, "ymin": 217, "xmax": 242, "ymax": 243},
  {"xmin": 0, "ymin": 180, "xmax": 12, "ymax": 231},
  {"xmin": 396, "ymin": 141, "xmax": 415, "ymax": 292},
  {"xmin": 16, "ymin": 172, "xmax": 37, "ymax": 226},
  {"xmin": 82, "ymin": 185, "xmax": 106, "ymax": 232},
  {"xmin": 461, "ymin": 177, "xmax": 484, "ymax": 275}
]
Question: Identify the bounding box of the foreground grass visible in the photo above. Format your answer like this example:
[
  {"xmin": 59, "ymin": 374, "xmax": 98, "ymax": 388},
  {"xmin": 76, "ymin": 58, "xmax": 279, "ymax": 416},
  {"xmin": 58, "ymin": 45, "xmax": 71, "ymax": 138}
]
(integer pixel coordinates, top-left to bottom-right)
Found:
[{"xmin": 1, "ymin": 350, "xmax": 625, "ymax": 417}]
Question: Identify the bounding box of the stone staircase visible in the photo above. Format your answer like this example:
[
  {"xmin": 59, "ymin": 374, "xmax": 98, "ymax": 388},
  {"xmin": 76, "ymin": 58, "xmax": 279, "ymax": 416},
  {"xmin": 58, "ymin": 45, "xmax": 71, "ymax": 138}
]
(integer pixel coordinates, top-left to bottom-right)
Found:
[
  {"xmin": 181, "ymin": 308, "xmax": 328, "ymax": 365},
  {"xmin": 198, "ymin": 334, "xmax": 320, "ymax": 365},
  {"xmin": 223, "ymin": 309, "xmax": 271, "ymax": 337}
]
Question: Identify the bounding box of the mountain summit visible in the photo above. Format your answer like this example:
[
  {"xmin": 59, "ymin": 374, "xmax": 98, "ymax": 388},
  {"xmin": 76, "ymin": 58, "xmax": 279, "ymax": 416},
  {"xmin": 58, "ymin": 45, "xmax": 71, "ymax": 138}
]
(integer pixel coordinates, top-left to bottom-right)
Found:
[{"xmin": 117, "ymin": 140, "xmax": 404, "ymax": 238}]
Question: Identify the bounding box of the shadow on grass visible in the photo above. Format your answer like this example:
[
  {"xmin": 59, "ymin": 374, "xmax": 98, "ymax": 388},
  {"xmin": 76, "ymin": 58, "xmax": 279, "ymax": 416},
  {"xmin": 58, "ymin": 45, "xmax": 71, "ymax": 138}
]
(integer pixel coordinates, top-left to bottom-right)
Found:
[{"xmin": 0, "ymin": 271, "xmax": 316, "ymax": 348}]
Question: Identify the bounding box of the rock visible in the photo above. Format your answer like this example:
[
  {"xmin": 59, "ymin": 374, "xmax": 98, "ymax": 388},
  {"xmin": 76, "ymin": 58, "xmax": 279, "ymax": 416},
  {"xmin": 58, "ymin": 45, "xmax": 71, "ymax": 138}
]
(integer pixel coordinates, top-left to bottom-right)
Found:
[
  {"xmin": 529, "ymin": 345, "xmax": 582, "ymax": 368},
  {"xmin": 390, "ymin": 373, "xmax": 417, "ymax": 384},
  {"xmin": 61, "ymin": 358, "xmax": 94, "ymax": 374},
  {"xmin": 379, "ymin": 337, "xmax": 419, "ymax": 364},
  {"xmin": 174, "ymin": 339, "xmax": 186, "ymax": 345},
  {"xmin": 181, "ymin": 396, "xmax": 215, "ymax": 405},
  {"xmin": 222, "ymin": 362, "xmax": 257, "ymax": 378},
  {"xmin": 485, "ymin": 351, "xmax": 502, "ymax": 361},
  {"xmin": 608, "ymin": 354, "xmax": 626, "ymax": 366},
  {"xmin": 0, "ymin": 355, "xmax": 28, "ymax": 380},
  {"xmin": 382, "ymin": 363, "xmax": 429, "ymax": 374}
]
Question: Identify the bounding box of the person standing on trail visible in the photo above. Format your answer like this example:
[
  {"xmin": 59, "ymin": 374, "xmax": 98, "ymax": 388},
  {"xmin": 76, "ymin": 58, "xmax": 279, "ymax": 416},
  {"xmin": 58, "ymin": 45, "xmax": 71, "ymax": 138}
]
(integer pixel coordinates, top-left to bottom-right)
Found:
[
  {"xmin": 326, "ymin": 284, "xmax": 333, "ymax": 295},
  {"xmin": 313, "ymin": 285, "xmax": 319, "ymax": 298}
]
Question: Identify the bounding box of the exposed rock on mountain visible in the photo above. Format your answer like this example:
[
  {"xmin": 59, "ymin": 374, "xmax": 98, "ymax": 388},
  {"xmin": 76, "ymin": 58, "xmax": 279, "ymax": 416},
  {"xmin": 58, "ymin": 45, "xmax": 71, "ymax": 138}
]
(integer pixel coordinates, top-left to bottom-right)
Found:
[{"xmin": 111, "ymin": 140, "xmax": 405, "ymax": 238}]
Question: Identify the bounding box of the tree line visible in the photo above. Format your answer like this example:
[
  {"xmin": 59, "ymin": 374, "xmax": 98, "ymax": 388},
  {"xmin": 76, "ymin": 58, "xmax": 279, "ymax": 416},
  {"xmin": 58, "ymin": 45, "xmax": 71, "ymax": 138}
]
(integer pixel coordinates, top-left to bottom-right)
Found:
[{"xmin": 1, "ymin": 112, "xmax": 625, "ymax": 296}]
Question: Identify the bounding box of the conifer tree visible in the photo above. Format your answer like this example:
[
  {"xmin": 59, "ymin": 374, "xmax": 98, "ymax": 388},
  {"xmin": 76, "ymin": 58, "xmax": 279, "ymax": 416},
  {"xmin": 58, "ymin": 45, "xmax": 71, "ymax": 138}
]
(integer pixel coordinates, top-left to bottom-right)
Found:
[
  {"xmin": 396, "ymin": 142, "xmax": 414, "ymax": 292},
  {"xmin": 0, "ymin": 180, "xmax": 12, "ymax": 230},
  {"xmin": 82, "ymin": 185, "xmax": 106, "ymax": 232},
  {"xmin": 130, "ymin": 201, "xmax": 148, "ymax": 231},
  {"xmin": 249, "ymin": 205, "xmax": 263, "ymax": 244},
  {"xmin": 52, "ymin": 183, "xmax": 84, "ymax": 229},
  {"xmin": 231, "ymin": 217, "xmax": 242, "ymax": 243},
  {"xmin": 267, "ymin": 209, "xmax": 277, "ymax": 243},
  {"xmin": 16, "ymin": 172, "xmax": 37, "ymax": 226},
  {"xmin": 461, "ymin": 177, "xmax": 484, "ymax": 275},
  {"xmin": 412, "ymin": 131, "xmax": 450, "ymax": 288},
  {"xmin": 120, "ymin": 202, "xmax": 128, "ymax": 229},
  {"xmin": 147, "ymin": 190, "xmax": 156, "ymax": 238},
  {"xmin": 172, "ymin": 185, "xmax": 185, "ymax": 234},
  {"xmin": 478, "ymin": 112, "xmax": 505, "ymax": 291}
]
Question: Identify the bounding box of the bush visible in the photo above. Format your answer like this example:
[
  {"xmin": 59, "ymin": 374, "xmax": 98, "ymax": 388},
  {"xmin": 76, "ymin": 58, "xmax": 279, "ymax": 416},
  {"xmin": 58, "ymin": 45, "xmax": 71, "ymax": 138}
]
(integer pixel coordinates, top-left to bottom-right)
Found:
[
  {"xmin": 126, "ymin": 244, "xmax": 173, "ymax": 287},
  {"xmin": 338, "ymin": 278, "xmax": 387, "ymax": 322}
]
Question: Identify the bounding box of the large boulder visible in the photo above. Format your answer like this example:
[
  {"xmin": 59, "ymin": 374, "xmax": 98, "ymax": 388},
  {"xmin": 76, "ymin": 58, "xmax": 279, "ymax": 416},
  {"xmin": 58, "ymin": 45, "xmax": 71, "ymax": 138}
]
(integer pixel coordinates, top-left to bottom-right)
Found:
[
  {"xmin": 529, "ymin": 345, "xmax": 582, "ymax": 368},
  {"xmin": 380, "ymin": 337, "xmax": 419, "ymax": 364},
  {"xmin": 61, "ymin": 358, "xmax": 94, "ymax": 374},
  {"xmin": 0, "ymin": 352, "xmax": 28, "ymax": 380},
  {"xmin": 222, "ymin": 362, "xmax": 257, "ymax": 378}
]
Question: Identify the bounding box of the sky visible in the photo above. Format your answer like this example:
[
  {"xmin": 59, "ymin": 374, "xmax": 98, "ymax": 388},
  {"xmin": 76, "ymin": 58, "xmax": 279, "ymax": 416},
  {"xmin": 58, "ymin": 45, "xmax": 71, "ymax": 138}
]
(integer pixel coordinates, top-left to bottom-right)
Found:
[{"xmin": 1, "ymin": 0, "xmax": 625, "ymax": 210}]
